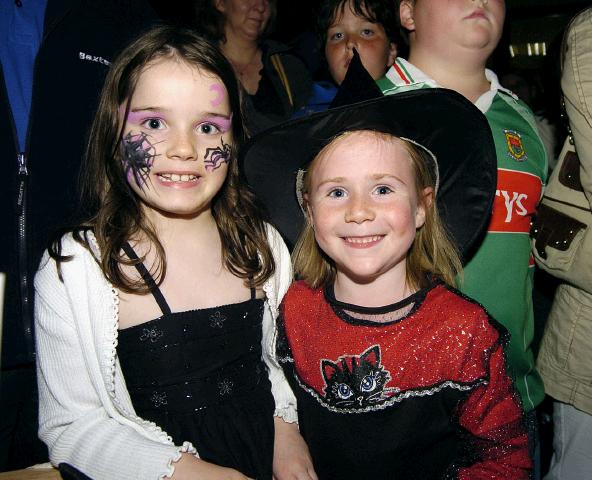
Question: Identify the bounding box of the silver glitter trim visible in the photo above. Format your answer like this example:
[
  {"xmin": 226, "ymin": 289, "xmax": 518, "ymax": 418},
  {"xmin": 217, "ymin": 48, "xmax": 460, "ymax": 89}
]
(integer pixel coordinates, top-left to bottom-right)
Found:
[
  {"xmin": 400, "ymin": 137, "xmax": 440, "ymax": 194},
  {"xmin": 289, "ymin": 366, "xmax": 486, "ymax": 414},
  {"xmin": 296, "ymin": 168, "xmax": 307, "ymax": 214}
]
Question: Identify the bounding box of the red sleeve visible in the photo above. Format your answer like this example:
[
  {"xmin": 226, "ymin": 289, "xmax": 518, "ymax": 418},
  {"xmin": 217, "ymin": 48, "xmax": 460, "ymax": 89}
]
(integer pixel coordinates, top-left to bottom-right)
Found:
[{"xmin": 456, "ymin": 343, "xmax": 532, "ymax": 479}]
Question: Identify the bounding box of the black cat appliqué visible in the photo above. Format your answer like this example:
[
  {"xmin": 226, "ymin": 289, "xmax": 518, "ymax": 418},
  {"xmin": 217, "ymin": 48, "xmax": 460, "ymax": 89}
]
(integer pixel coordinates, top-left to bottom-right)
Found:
[{"xmin": 321, "ymin": 345, "xmax": 398, "ymax": 409}]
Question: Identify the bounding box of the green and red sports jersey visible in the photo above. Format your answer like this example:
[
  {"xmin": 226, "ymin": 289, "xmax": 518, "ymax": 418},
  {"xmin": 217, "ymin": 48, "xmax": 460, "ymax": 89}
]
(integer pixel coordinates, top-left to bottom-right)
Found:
[{"xmin": 378, "ymin": 59, "xmax": 548, "ymax": 411}]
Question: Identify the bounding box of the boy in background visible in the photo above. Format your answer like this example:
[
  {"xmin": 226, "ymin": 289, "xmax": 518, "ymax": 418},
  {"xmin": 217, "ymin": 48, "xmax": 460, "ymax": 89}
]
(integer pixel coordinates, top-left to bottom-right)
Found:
[
  {"xmin": 319, "ymin": 0, "xmax": 398, "ymax": 85},
  {"xmin": 297, "ymin": 0, "xmax": 399, "ymax": 116},
  {"xmin": 377, "ymin": 0, "xmax": 547, "ymax": 474}
]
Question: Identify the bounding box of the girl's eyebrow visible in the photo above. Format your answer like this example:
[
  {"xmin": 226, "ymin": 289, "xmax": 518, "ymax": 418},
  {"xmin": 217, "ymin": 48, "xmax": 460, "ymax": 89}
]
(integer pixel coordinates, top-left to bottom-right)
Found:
[
  {"xmin": 371, "ymin": 173, "xmax": 407, "ymax": 184},
  {"xmin": 129, "ymin": 108, "xmax": 231, "ymax": 120},
  {"xmin": 201, "ymin": 112, "xmax": 232, "ymax": 119},
  {"xmin": 126, "ymin": 109, "xmax": 165, "ymax": 122},
  {"xmin": 130, "ymin": 106, "xmax": 168, "ymax": 113},
  {"xmin": 316, "ymin": 177, "xmax": 346, "ymax": 188},
  {"xmin": 127, "ymin": 109, "xmax": 232, "ymax": 121},
  {"xmin": 316, "ymin": 174, "xmax": 406, "ymax": 187},
  {"xmin": 371, "ymin": 173, "xmax": 402, "ymax": 180}
]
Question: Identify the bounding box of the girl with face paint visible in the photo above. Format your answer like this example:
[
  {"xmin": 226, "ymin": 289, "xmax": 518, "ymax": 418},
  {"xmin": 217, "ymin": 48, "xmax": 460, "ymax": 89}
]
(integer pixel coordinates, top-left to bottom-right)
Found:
[{"xmin": 34, "ymin": 26, "xmax": 315, "ymax": 480}]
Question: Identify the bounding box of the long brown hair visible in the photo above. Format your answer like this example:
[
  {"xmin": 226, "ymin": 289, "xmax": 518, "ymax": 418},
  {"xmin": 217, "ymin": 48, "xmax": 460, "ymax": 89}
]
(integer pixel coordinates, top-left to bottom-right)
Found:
[
  {"xmin": 293, "ymin": 131, "xmax": 461, "ymax": 290},
  {"xmin": 50, "ymin": 25, "xmax": 275, "ymax": 292}
]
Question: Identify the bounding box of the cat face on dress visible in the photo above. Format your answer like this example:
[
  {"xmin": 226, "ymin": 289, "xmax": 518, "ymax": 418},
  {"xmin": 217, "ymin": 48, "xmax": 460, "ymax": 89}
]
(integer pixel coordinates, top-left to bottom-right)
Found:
[{"xmin": 321, "ymin": 345, "xmax": 393, "ymax": 408}]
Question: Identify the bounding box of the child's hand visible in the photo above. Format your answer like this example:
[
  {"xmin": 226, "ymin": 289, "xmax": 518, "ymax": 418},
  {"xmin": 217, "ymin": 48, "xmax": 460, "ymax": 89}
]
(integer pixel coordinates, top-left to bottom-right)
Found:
[
  {"xmin": 273, "ymin": 417, "xmax": 318, "ymax": 480},
  {"xmin": 172, "ymin": 454, "xmax": 254, "ymax": 480}
]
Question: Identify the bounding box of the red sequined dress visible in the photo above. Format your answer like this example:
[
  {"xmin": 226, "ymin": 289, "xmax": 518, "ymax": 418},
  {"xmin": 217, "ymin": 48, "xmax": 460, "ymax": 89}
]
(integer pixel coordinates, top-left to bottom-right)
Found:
[{"xmin": 277, "ymin": 280, "xmax": 531, "ymax": 479}]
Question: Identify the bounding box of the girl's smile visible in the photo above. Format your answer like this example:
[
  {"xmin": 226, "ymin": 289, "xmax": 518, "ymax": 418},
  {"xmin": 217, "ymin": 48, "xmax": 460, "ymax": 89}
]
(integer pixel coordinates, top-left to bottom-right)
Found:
[
  {"xmin": 154, "ymin": 171, "xmax": 201, "ymax": 188},
  {"xmin": 342, "ymin": 235, "xmax": 385, "ymax": 248}
]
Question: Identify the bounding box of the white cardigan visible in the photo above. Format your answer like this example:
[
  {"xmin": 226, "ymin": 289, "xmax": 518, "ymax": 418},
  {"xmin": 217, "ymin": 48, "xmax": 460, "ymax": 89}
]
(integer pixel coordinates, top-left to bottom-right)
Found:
[{"xmin": 34, "ymin": 226, "xmax": 296, "ymax": 479}]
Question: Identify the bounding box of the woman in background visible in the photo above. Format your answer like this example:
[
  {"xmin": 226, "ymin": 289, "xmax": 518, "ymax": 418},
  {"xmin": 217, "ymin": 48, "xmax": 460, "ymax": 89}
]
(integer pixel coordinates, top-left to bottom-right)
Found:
[{"xmin": 194, "ymin": 0, "xmax": 312, "ymax": 134}]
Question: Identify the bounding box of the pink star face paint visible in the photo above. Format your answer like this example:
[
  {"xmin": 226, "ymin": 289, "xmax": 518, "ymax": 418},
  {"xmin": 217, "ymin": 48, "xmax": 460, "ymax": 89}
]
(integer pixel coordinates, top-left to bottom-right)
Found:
[
  {"xmin": 204, "ymin": 138, "xmax": 232, "ymax": 172},
  {"xmin": 121, "ymin": 132, "xmax": 158, "ymax": 189},
  {"xmin": 209, "ymin": 84, "xmax": 226, "ymax": 107}
]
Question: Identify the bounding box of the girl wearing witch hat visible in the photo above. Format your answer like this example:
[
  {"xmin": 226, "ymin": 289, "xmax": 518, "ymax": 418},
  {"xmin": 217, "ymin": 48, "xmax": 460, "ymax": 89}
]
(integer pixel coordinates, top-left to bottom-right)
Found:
[{"xmin": 240, "ymin": 55, "xmax": 531, "ymax": 479}]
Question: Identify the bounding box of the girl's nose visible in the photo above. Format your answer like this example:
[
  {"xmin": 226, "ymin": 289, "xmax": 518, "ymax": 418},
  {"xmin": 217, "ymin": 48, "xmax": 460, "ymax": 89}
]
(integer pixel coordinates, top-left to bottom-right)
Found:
[
  {"xmin": 344, "ymin": 196, "xmax": 375, "ymax": 224},
  {"xmin": 166, "ymin": 131, "xmax": 197, "ymax": 161}
]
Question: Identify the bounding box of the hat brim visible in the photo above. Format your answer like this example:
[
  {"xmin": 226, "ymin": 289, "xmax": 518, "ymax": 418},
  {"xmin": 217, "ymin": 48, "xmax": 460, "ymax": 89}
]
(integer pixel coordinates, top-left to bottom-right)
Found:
[{"xmin": 240, "ymin": 88, "xmax": 496, "ymax": 262}]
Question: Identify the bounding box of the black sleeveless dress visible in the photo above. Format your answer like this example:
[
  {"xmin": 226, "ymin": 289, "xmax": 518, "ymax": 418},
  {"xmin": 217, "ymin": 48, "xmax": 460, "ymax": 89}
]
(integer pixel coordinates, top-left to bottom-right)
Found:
[{"xmin": 116, "ymin": 244, "xmax": 274, "ymax": 479}]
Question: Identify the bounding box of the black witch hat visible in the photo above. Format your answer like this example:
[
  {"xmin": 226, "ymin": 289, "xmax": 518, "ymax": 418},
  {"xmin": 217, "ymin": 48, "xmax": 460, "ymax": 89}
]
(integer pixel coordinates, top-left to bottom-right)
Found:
[{"xmin": 240, "ymin": 51, "xmax": 496, "ymax": 261}]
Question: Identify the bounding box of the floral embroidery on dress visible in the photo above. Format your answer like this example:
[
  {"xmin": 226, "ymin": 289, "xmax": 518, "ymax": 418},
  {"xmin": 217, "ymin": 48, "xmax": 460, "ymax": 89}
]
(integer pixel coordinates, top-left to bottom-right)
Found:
[
  {"xmin": 140, "ymin": 326, "xmax": 163, "ymax": 343},
  {"xmin": 210, "ymin": 310, "xmax": 227, "ymax": 329},
  {"xmin": 151, "ymin": 391, "xmax": 168, "ymax": 408},
  {"xmin": 218, "ymin": 378, "xmax": 234, "ymax": 396}
]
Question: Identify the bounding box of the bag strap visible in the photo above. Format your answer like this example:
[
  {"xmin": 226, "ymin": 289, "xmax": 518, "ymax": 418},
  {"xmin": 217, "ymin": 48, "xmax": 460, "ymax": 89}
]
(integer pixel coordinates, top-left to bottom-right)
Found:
[{"xmin": 270, "ymin": 53, "xmax": 294, "ymax": 108}]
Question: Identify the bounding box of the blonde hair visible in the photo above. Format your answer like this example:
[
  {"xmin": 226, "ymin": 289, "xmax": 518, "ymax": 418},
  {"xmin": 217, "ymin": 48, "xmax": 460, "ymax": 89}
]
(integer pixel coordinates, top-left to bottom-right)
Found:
[{"xmin": 293, "ymin": 130, "xmax": 462, "ymax": 290}]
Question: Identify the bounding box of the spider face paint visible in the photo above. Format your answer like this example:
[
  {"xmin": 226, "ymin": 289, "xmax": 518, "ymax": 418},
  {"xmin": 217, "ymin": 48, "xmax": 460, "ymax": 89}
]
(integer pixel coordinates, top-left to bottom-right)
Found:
[
  {"xmin": 121, "ymin": 132, "xmax": 158, "ymax": 189},
  {"xmin": 210, "ymin": 84, "xmax": 226, "ymax": 107},
  {"xmin": 204, "ymin": 138, "xmax": 232, "ymax": 172}
]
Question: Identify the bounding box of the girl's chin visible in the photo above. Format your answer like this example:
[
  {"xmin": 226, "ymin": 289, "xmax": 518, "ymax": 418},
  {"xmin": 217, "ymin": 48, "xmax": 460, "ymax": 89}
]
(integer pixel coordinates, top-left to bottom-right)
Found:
[{"xmin": 141, "ymin": 203, "xmax": 213, "ymax": 221}]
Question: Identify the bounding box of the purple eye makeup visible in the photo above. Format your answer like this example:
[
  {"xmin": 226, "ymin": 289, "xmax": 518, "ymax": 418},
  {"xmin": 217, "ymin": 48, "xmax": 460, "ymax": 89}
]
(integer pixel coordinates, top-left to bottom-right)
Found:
[{"xmin": 199, "ymin": 114, "xmax": 232, "ymax": 134}]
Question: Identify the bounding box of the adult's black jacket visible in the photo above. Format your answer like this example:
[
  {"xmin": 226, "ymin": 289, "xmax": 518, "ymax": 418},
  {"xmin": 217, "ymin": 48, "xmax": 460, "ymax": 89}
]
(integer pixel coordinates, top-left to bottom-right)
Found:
[{"xmin": 0, "ymin": 0, "xmax": 157, "ymax": 370}]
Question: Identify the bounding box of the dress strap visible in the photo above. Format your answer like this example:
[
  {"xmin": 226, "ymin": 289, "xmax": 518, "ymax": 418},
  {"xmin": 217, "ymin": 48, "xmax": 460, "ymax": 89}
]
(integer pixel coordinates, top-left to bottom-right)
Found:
[
  {"xmin": 249, "ymin": 277, "xmax": 256, "ymax": 300},
  {"xmin": 121, "ymin": 242, "xmax": 172, "ymax": 316}
]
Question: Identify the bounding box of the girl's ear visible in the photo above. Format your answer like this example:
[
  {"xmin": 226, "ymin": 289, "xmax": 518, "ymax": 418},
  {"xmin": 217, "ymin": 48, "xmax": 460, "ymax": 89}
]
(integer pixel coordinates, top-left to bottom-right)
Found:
[
  {"xmin": 399, "ymin": 1, "xmax": 416, "ymax": 32},
  {"xmin": 415, "ymin": 187, "xmax": 433, "ymax": 229},
  {"xmin": 387, "ymin": 42, "xmax": 398, "ymax": 67}
]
